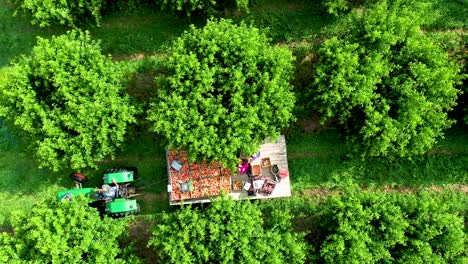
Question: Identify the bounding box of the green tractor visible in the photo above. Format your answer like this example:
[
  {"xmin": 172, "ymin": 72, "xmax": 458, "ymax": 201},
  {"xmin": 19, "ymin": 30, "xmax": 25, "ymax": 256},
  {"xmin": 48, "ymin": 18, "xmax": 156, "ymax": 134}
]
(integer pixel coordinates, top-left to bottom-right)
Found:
[{"xmin": 57, "ymin": 167, "xmax": 140, "ymax": 217}]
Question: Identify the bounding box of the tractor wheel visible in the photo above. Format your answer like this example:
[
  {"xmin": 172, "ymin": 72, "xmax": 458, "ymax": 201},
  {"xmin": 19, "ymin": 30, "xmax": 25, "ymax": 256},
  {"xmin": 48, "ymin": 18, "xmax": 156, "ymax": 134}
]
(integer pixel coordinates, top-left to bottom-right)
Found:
[
  {"xmin": 70, "ymin": 173, "xmax": 88, "ymax": 184},
  {"xmin": 109, "ymin": 212, "xmax": 120, "ymax": 218},
  {"xmin": 109, "ymin": 211, "xmax": 130, "ymax": 218}
]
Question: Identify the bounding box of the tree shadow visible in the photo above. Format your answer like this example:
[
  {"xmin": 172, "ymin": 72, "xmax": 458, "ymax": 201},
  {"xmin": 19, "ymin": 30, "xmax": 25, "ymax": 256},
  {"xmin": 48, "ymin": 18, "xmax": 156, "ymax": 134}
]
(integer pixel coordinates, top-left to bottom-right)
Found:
[
  {"xmin": 0, "ymin": 0, "xmax": 69, "ymax": 67},
  {"xmin": 238, "ymin": 0, "xmax": 336, "ymax": 43},
  {"xmin": 0, "ymin": 119, "xmax": 66, "ymax": 195},
  {"xmin": 288, "ymin": 127, "xmax": 468, "ymax": 190},
  {"xmin": 91, "ymin": 9, "xmax": 189, "ymax": 57}
]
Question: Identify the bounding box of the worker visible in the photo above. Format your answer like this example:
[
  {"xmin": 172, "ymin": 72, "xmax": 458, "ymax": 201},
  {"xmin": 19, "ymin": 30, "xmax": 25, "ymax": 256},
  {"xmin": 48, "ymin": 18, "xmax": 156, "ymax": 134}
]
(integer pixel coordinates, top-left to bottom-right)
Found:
[{"xmin": 97, "ymin": 178, "xmax": 119, "ymax": 199}]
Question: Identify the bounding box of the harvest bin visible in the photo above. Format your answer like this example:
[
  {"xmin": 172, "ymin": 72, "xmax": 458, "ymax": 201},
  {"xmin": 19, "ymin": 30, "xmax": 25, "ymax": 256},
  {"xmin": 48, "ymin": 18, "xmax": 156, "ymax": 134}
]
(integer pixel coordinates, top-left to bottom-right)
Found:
[{"xmin": 167, "ymin": 149, "xmax": 231, "ymax": 202}]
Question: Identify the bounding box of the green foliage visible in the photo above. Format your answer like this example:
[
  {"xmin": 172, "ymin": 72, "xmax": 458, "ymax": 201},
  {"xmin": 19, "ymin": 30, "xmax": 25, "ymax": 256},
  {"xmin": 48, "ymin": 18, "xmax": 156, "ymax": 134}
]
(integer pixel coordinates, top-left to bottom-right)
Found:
[
  {"xmin": 158, "ymin": 0, "xmax": 249, "ymax": 17},
  {"xmin": 148, "ymin": 196, "xmax": 307, "ymax": 263},
  {"xmin": 427, "ymin": 31, "xmax": 467, "ymax": 124},
  {"xmin": 464, "ymin": 85, "xmax": 468, "ymax": 125},
  {"xmin": 0, "ymin": 30, "xmax": 138, "ymax": 171},
  {"xmin": 148, "ymin": 19, "xmax": 295, "ymax": 167},
  {"xmin": 323, "ymin": 0, "xmax": 468, "ymax": 29},
  {"xmin": 323, "ymin": 0, "xmax": 351, "ymax": 16},
  {"xmin": 322, "ymin": 0, "xmax": 380, "ymax": 16},
  {"xmin": 16, "ymin": 0, "xmax": 104, "ymax": 27},
  {"xmin": 458, "ymin": 36, "xmax": 468, "ymax": 124},
  {"xmin": 317, "ymin": 187, "xmax": 467, "ymax": 263},
  {"xmin": 0, "ymin": 194, "xmax": 131, "ymax": 263},
  {"xmin": 313, "ymin": 0, "xmax": 462, "ymax": 158}
]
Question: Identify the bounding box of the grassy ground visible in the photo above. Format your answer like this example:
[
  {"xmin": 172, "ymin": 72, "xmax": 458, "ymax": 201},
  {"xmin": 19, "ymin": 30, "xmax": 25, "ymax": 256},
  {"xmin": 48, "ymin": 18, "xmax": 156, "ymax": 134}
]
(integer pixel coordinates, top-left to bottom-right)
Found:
[
  {"xmin": 287, "ymin": 126, "xmax": 468, "ymax": 191},
  {"xmin": 0, "ymin": 0, "xmax": 466, "ymax": 228},
  {"xmin": 237, "ymin": 0, "xmax": 336, "ymax": 42},
  {"xmin": 424, "ymin": 0, "xmax": 468, "ymax": 29},
  {"xmin": 0, "ymin": 0, "xmax": 68, "ymax": 66},
  {"xmin": 92, "ymin": 10, "xmax": 188, "ymax": 57},
  {"xmin": 1, "ymin": 116, "xmax": 466, "ymax": 219},
  {"xmin": 0, "ymin": 0, "xmax": 189, "ymax": 66},
  {"xmin": 0, "ymin": 119, "xmax": 63, "ymax": 225}
]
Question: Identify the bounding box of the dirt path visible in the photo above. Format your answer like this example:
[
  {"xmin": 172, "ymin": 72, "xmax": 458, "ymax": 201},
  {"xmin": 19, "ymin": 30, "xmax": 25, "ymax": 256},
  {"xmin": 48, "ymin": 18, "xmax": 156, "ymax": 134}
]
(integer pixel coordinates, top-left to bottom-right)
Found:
[{"xmin": 298, "ymin": 184, "xmax": 468, "ymax": 198}]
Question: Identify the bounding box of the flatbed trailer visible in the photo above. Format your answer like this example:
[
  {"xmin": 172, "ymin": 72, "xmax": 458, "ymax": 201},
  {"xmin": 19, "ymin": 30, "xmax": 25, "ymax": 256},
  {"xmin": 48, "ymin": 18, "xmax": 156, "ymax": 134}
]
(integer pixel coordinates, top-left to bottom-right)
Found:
[{"xmin": 167, "ymin": 135, "xmax": 291, "ymax": 205}]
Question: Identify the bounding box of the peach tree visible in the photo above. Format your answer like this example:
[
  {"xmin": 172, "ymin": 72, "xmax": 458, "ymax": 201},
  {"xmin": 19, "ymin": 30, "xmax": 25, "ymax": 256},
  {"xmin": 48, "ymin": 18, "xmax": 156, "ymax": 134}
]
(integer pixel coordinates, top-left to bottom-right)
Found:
[
  {"xmin": 148, "ymin": 19, "xmax": 295, "ymax": 167},
  {"xmin": 0, "ymin": 195, "xmax": 135, "ymax": 263},
  {"xmin": 0, "ymin": 30, "xmax": 137, "ymax": 171},
  {"xmin": 317, "ymin": 186, "xmax": 467, "ymax": 263},
  {"xmin": 313, "ymin": 0, "xmax": 462, "ymax": 158},
  {"xmin": 148, "ymin": 196, "xmax": 307, "ymax": 263},
  {"xmin": 16, "ymin": 0, "xmax": 103, "ymax": 27}
]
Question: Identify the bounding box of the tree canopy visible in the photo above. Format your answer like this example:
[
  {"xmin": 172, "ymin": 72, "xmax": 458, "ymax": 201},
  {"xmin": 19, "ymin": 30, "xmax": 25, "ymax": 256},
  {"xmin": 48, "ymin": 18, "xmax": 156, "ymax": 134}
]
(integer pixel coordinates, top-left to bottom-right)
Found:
[
  {"xmin": 148, "ymin": 196, "xmax": 307, "ymax": 263},
  {"xmin": 0, "ymin": 194, "xmax": 132, "ymax": 263},
  {"xmin": 0, "ymin": 30, "xmax": 137, "ymax": 171},
  {"xmin": 148, "ymin": 19, "xmax": 295, "ymax": 167},
  {"xmin": 17, "ymin": 0, "xmax": 103, "ymax": 27},
  {"xmin": 317, "ymin": 186, "xmax": 467, "ymax": 263},
  {"xmin": 313, "ymin": 0, "xmax": 462, "ymax": 158}
]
